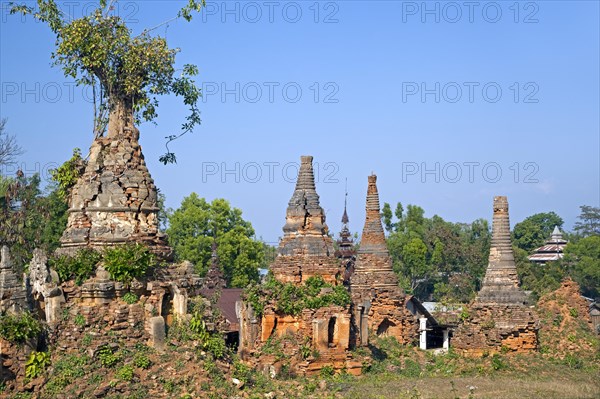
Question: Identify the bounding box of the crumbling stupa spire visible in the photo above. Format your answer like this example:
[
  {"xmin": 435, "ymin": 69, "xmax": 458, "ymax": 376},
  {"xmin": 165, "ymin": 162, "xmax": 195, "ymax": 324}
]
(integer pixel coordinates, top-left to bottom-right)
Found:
[
  {"xmin": 282, "ymin": 155, "xmax": 327, "ymax": 236},
  {"xmin": 453, "ymin": 196, "xmax": 538, "ymax": 355},
  {"xmin": 352, "ymin": 175, "xmax": 399, "ymax": 291},
  {"xmin": 57, "ymin": 129, "xmax": 172, "ymax": 260},
  {"xmin": 350, "ymin": 175, "xmax": 416, "ymax": 346},
  {"xmin": 271, "ymin": 155, "xmax": 341, "ymax": 284},
  {"xmin": 476, "ymin": 196, "xmax": 528, "ymax": 305}
]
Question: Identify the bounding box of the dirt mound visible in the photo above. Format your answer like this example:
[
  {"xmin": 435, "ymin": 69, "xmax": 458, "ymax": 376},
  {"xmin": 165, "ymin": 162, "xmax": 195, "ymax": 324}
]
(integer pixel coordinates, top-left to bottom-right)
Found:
[{"xmin": 537, "ymin": 278, "xmax": 597, "ymax": 359}]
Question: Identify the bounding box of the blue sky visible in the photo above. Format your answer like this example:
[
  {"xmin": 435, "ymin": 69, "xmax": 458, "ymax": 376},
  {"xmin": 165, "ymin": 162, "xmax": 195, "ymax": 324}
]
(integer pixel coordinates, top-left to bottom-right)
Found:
[{"xmin": 1, "ymin": 1, "xmax": 599, "ymax": 243}]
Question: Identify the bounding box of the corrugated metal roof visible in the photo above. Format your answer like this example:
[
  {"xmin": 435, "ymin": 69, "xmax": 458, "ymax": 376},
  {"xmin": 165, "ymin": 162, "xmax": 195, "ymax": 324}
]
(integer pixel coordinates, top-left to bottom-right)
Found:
[
  {"xmin": 528, "ymin": 253, "xmax": 563, "ymax": 262},
  {"xmin": 201, "ymin": 288, "xmax": 243, "ymax": 332}
]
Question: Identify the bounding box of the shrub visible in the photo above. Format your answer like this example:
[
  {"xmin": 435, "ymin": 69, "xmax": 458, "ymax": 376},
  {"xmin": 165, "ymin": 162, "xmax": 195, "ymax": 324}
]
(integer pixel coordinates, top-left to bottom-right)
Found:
[
  {"xmin": 122, "ymin": 292, "xmax": 139, "ymax": 304},
  {"xmin": 97, "ymin": 345, "xmax": 123, "ymax": 368},
  {"xmin": 0, "ymin": 311, "xmax": 42, "ymax": 344},
  {"xmin": 244, "ymin": 275, "xmax": 351, "ymax": 317},
  {"xmin": 133, "ymin": 353, "xmax": 152, "ymax": 369},
  {"xmin": 117, "ymin": 364, "xmax": 135, "ymax": 381},
  {"xmin": 25, "ymin": 351, "xmax": 51, "ymax": 379},
  {"xmin": 49, "ymin": 248, "xmax": 101, "ymax": 285},
  {"xmin": 189, "ymin": 313, "xmax": 227, "ymax": 359},
  {"xmin": 74, "ymin": 314, "xmax": 86, "ymax": 327},
  {"xmin": 103, "ymin": 244, "xmax": 154, "ymax": 284},
  {"xmin": 320, "ymin": 365, "xmax": 335, "ymax": 378},
  {"xmin": 491, "ymin": 354, "xmax": 507, "ymax": 371}
]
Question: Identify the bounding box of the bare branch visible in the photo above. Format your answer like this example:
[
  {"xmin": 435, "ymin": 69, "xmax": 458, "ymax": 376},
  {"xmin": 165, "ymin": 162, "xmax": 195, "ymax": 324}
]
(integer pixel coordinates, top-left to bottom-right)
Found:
[{"xmin": 0, "ymin": 119, "xmax": 24, "ymax": 166}]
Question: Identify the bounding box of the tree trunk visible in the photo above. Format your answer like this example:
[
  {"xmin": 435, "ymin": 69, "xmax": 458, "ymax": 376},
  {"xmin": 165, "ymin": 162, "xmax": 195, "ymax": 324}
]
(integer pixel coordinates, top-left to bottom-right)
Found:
[{"xmin": 107, "ymin": 97, "xmax": 136, "ymax": 139}]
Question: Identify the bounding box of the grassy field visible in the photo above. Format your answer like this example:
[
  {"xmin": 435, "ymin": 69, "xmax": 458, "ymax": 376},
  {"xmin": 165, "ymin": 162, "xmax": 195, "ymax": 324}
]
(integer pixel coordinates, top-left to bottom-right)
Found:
[{"xmin": 338, "ymin": 370, "xmax": 599, "ymax": 399}]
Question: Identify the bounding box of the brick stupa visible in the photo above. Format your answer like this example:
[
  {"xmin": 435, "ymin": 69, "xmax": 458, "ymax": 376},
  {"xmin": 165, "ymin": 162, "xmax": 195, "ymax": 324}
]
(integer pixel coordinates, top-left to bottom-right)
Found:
[
  {"xmin": 270, "ymin": 155, "xmax": 341, "ymax": 284},
  {"xmin": 57, "ymin": 129, "xmax": 171, "ymax": 260},
  {"xmin": 453, "ymin": 196, "xmax": 538, "ymax": 355},
  {"xmin": 351, "ymin": 175, "xmax": 417, "ymax": 345}
]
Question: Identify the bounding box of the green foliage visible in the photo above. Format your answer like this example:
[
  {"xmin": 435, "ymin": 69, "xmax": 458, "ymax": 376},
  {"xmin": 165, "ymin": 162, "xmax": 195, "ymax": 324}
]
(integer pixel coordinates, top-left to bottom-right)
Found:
[
  {"xmin": 166, "ymin": 194, "xmax": 264, "ymax": 287},
  {"xmin": 122, "ymin": 292, "xmax": 139, "ymax": 304},
  {"xmin": 0, "ymin": 311, "xmax": 42, "ymax": 344},
  {"xmin": 512, "ymin": 212, "xmax": 564, "ymax": 252},
  {"xmin": 188, "ymin": 312, "xmax": 227, "ymax": 359},
  {"xmin": 244, "ymin": 275, "xmax": 351, "ymax": 317},
  {"xmin": 384, "ymin": 202, "xmax": 491, "ymax": 301},
  {"xmin": 74, "ymin": 314, "xmax": 86, "ymax": 327},
  {"xmin": 133, "ymin": 352, "xmax": 152, "ymax": 369},
  {"xmin": 560, "ymin": 235, "xmax": 600, "ymax": 298},
  {"xmin": 320, "ymin": 365, "xmax": 335, "ymax": 378},
  {"xmin": 573, "ymin": 205, "xmax": 600, "ymax": 237},
  {"xmin": 117, "ymin": 364, "xmax": 135, "ymax": 381},
  {"xmin": 97, "ymin": 345, "xmax": 123, "ymax": 368},
  {"xmin": 49, "ymin": 248, "xmax": 102, "ymax": 285},
  {"xmin": 43, "ymin": 353, "xmax": 89, "ymax": 395},
  {"xmin": 10, "ymin": 1, "xmax": 205, "ymax": 162},
  {"xmin": 25, "ymin": 351, "xmax": 51, "ymax": 379},
  {"xmin": 102, "ymin": 244, "xmax": 154, "ymax": 284},
  {"xmin": 490, "ymin": 354, "xmax": 507, "ymax": 371},
  {"xmin": 49, "ymin": 148, "xmax": 84, "ymax": 200},
  {"xmin": 0, "ymin": 172, "xmax": 68, "ymax": 270}
]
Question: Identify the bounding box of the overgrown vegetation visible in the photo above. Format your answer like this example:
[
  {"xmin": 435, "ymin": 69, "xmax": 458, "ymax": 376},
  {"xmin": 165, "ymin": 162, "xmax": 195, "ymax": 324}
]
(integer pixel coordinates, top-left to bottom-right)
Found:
[
  {"xmin": 49, "ymin": 148, "xmax": 84, "ymax": 200},
  {"xmin": 102, "ymin": 243, "xmax": 154, "ymax": 284},
  {"xmin": 244, "ymin": 274, "xmax": 351, "ymax": 316},
  {"xmin": 25, "ymin": 351, "xmax": 51, "ymax": 379},
  {"xmin": 48, "ymin": 244, "xmax": 155, "ymax": 285},
  {"xmin": 49, "ymin": 248, "xmax": 102, "ymax": 285},
  {"xmin": 0, "ymin": 311, "xmax": 43, "ymax": 344}
]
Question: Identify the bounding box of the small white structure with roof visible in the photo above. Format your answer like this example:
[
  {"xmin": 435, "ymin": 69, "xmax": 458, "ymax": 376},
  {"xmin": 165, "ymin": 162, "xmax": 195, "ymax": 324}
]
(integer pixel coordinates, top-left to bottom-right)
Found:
[{"xmin": 528, "ymin": 226, "xmax": 568, "ymax": 264}]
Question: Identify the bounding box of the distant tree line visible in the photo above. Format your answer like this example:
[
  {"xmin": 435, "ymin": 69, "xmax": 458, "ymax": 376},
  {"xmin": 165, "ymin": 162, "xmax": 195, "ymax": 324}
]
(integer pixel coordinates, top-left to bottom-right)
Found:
[{"xmin": 1, "ymin": 120, "xmax": 598, "ymax": 298}]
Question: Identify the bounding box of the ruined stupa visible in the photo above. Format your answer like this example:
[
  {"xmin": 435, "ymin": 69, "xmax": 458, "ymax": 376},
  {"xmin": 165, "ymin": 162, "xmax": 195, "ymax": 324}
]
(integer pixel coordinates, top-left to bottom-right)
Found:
[
  {"xmin": 453, "ymin": 196, "xmax": 538, "ymax": 355},
  {"xmin": 239, "ymin": 156, "xmax": 360, "ymax": 376},
  {"xmin": 351, "ymin": 175, "xmax": 417, "ymax": 345},
  {"xmin": 270, "ymin": 155, "xmax": 342, "ymax": 284},
  {"xmin": 57, "ymin": 127, "xmax": 171, "ymax": 259}
]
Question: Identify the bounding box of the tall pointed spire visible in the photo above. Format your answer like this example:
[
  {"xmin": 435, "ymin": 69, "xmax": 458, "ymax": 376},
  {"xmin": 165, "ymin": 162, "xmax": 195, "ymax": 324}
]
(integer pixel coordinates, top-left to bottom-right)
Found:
[
  {"xmin": 271, "ymin": 156, "xmax": 341, "ymax": 284},
  {"xmin": 358, "ymin": 175, "xmax": 388, "ymax": 255},
  {"xmin": 337, "ymin": 182, "xmax": 356, "ymax": 281},
  {"xmin": 350, "ymin": 175, "xmax": 415, "ymax": 347},
  {"xmin": 204, "ymin": 240, "xmax": 226, "ymax": 290},
  {"xmin": 352, "ymin": 174, "xmax": 399, "ymax": 291},
  {"xmin": 282, "ymin": 155, "xmax": 326, "ymax": 236},
  {"xmin": 476, "ymin": 196, "xmax": 528, "ymax": 305}
]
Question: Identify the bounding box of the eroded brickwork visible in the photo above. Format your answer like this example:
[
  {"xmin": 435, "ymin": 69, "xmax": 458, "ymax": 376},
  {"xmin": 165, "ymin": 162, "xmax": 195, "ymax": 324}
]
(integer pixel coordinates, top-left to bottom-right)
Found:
[
  {"xmin": 453, "ymin": 196, "xmax": 538, "ymax": 355},
  {"xmin": 58, "ymin": 129, "xmax": 171, "ymax": 259},
  {"xmin": 241, "ymin": 156, "xmax": 359, "ymax": 376},
  {"xmin": 350, "ymin": 175, "xmax": 417, "ymax": 346},
  {"xmin": 270, "ymin": 156, "xmax": 342, "ymax": 285},
  {"xmin": 0, "ymin": 246, "xmax": 27, "ymax": 314}
]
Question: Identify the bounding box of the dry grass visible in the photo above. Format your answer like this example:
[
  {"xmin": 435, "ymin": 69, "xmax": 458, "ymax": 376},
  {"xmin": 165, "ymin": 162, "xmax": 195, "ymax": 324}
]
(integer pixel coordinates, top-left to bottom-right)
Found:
[{"xmin": 340, "ymin": 372, "xmax": 600, "ymax": 399}]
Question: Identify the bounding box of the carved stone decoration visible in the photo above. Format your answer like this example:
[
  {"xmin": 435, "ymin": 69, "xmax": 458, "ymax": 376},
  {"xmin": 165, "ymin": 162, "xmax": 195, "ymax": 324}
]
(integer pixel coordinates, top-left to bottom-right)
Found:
[
  {"xmin": 453, "ymin": 196, "xmax": 538, "ymax": 355},
  {"xmin": 350, "ymin": 175, "xmax": 418, "ymax": 346},
  {"xmin": 57, "ymin": 129, "xmax": 172, "ymax": 260},
  {"xmin": 0, "ymin": 246, "xmax": 28, "ymax": 313},
  {"xmin": 28, "ymin": 248, "xmax": 65, "ymax": 324}
]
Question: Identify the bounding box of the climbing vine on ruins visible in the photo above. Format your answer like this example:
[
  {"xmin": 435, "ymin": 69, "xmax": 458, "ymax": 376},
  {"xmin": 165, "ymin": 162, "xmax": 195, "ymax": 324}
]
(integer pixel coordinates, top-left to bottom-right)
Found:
[
  {"xmin": 244, "ymin": 275, "xmax": 351, "ymax": 317},
  {"xmin": 10, "ymin": 0, "xmax": 206, "ymax": 163}
]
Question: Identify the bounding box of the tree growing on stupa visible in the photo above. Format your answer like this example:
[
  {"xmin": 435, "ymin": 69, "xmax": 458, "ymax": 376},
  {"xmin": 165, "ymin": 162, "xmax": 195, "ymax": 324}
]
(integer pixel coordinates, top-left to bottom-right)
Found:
[{"xmin": 10, "ymin": 0, "xmax": 205, "ymax": 164}]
